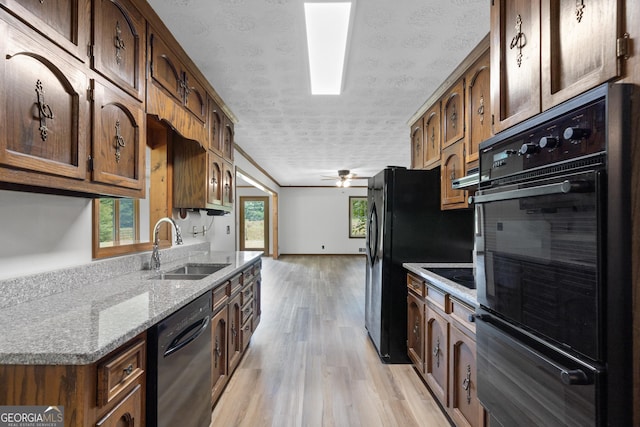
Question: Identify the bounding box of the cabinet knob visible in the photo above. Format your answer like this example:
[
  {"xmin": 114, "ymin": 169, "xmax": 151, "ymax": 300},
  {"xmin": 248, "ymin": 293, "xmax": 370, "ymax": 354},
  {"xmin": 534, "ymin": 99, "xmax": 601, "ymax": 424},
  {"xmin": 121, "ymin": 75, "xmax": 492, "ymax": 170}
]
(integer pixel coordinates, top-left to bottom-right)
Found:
[
  {"xmin": 539, "ymin": 136, "xmax": 560, "ymax": 149},
  {"xmin": 123, "ymin": 364, "xmax": 133, "ymax": 376},
  {"xmin": 563, "ymin": 127, "xmax": 591, "ymax": 141}
]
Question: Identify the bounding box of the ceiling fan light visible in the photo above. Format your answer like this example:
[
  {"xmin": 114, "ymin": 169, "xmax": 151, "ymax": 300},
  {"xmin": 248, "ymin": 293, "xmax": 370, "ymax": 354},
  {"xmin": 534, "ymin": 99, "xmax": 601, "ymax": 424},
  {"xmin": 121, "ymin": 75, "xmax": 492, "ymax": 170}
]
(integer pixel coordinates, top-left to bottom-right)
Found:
[
  {"xmin": 336, "ymin": 180, "xmax": 342, "ymax": 187},
  {"xmin": 343, "ymin": 180, "xmax": 351, "ymax": 188}
]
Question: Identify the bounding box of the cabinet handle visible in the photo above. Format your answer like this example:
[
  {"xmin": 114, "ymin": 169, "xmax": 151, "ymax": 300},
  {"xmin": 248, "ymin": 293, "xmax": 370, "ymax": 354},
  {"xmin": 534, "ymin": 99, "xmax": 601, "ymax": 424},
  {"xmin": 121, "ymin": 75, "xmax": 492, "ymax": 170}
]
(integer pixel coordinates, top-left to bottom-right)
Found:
[
  {"xmin": 214, "ymin": 336, "xmax": 221, "ymax": 368},
  {"xmin": 433, "ymin": 337, "xmax": 441, "ymax": 368},
  {"xmin": 114, "ymin": 21, "xmax": 126, "ymax": 65},
  {"xmin": 462, "ymin": 364, "xmax": 472, "ymax": 404},
  {"xmin": 123, "ymin": 363, "xmax": 134, "ymax": 376},
  {"xmin": 114, "ymin": 120, "xmax": 126, "ymax": 163},
  {"xmin": 35, "ymin": 79, "xmax": 54, "ymax": 141},
  {"xmin": 477, "ymin": 95, "xmax": 485, "ymax": 124},
  {"xmin": 576, "ymin": 0, "xmax": 585, "ymax": 22},
  {"xmin": 231, "ymin": 322, "xmax": 237, "ymax": 339},
  {"xmin": 509, "ymin": 14, "xmax": 526, "ymax": 68}
]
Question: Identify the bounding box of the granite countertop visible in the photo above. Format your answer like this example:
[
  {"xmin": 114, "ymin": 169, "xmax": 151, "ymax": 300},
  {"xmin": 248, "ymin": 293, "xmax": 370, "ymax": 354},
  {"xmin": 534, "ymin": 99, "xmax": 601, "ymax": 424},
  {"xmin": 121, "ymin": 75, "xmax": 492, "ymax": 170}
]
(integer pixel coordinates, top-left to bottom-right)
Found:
[
  {"xmin": 0, "ymin": 249, "xmax": 262, "ymax": 365},
  {"xmin": 403, "ymin": 262, "xmax": 477, "ymax": 307}
]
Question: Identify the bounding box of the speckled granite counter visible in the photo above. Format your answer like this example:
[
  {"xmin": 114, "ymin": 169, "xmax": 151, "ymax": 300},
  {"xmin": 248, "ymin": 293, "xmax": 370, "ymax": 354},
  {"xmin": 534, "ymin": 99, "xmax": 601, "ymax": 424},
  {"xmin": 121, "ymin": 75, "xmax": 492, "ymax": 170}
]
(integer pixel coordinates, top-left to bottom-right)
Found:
[
  {"xmin": 403, "ymin": 262, "xmax": 477, "ymax": 307},
  {"xmin": 0, "ymin": 247, "xmax": 262, "ymax": 365}
]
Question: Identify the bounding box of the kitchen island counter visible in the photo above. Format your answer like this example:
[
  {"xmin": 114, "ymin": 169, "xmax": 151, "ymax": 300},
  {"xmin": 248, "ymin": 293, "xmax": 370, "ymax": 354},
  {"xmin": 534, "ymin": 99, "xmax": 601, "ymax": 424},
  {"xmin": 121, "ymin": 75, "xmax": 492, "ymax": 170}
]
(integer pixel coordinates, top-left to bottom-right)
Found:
[{"xmin": 0, "ymin": 247, "xmax": 262, "ymax": 365}]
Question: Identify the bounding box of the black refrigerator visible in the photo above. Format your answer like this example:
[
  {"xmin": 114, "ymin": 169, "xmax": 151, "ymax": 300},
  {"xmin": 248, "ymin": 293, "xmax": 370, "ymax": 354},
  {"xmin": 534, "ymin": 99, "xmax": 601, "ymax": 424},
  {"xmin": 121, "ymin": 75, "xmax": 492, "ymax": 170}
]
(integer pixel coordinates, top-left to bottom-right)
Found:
[{"xmin": 365, "ymin": 166, "xmax": 474, "ymax": 363}]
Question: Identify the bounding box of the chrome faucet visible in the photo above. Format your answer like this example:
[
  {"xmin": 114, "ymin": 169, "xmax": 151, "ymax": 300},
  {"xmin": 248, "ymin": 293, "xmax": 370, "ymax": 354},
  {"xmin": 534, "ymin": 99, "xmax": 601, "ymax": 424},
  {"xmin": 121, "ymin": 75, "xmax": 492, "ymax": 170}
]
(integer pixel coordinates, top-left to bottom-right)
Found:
[{"xmin": 151, "ymin": 217, "xmax": 183, "ymax": 271}]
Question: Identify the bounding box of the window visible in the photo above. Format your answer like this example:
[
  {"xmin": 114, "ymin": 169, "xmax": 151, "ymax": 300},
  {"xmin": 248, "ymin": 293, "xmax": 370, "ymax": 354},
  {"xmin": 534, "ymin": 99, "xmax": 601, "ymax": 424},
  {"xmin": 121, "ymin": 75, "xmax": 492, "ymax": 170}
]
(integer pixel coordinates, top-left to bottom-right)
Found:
[
  {"xmin": 98, "ymin": 198, "xmax": 139, "ymax": 246},
  {"xmin": 349, "ymin": 196, "xmax": 367, "ymax": 238}
]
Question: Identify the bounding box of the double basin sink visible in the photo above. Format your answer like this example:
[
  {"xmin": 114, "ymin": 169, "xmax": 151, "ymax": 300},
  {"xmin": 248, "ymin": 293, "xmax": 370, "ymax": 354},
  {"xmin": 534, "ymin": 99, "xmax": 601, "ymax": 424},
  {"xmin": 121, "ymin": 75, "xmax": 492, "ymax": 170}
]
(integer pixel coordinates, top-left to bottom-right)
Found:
[{"xmin": 150, "ymin": 263, "xmax": 230, "ymax": 280}]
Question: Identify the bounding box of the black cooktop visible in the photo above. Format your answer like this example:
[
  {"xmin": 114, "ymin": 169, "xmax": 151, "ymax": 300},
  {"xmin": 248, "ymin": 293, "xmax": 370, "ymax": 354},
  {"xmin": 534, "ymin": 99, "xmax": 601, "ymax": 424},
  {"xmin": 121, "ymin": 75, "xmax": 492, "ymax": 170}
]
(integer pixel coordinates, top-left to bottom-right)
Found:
[{"xmin": 422, "ymin": 267, "xmax": 476, "ymax": 290}]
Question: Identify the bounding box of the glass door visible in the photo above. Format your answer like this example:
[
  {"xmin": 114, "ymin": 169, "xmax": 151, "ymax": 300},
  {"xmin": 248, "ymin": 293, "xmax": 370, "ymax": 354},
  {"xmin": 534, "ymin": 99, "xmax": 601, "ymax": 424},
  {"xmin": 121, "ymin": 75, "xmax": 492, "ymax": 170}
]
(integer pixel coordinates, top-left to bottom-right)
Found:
[{"xmin": 239, "ymin": 196, "xmax": 269, "ymax": 253}]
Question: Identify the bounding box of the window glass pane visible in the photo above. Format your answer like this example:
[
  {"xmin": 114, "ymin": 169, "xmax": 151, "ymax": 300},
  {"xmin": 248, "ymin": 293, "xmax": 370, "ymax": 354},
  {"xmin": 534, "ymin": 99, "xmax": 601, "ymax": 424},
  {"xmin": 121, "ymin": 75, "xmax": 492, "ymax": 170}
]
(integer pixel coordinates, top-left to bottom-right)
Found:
[
  {"xmin": 244, "ymin": 200, "xmax": 265, "ymax": 249},
  {"xmin": 350, "ymin": 197, "xmax": 367, "ymax": 238},
  {"xmin": 118, "ymin": 199, "xmax": 135, "ymax": 243},
  {"xmin": 99, "ymin": 199, "xmax": 116, "ymax": 245}
]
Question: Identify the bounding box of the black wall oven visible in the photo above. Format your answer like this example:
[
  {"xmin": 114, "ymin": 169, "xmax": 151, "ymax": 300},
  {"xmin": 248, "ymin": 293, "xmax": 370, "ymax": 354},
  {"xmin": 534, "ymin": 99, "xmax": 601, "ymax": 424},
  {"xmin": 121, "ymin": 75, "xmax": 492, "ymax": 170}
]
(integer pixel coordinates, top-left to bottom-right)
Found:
[{"xmin": 472, "ymin": 84, "xmax": 633, "ymax": 426}]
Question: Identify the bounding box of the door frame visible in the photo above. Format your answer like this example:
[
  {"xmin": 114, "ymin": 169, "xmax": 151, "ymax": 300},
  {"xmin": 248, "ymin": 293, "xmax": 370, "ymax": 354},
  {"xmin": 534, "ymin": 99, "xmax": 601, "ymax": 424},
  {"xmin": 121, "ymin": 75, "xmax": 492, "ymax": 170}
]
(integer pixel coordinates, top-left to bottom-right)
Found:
[{"xmin": 239, "ymin": 196, "xmax": 270, "ymax": 254}]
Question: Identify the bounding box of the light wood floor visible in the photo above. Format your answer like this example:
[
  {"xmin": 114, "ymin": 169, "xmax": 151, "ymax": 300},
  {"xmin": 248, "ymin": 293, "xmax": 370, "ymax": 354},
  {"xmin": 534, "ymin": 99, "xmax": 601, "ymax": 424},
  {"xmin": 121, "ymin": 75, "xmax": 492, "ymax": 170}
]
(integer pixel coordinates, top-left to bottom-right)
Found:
[{"xmin": 210, "ymin": 255, "xmax": 451, "ymax": 427}]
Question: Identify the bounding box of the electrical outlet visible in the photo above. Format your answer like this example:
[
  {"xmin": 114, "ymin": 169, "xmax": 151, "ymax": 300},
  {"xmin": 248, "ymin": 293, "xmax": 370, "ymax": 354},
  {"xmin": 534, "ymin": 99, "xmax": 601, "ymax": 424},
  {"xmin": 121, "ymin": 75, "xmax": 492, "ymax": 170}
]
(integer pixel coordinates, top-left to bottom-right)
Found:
[
  {"xmin": 322, "ymin": 245, "xmax": 325, "ymax": 250},
  {"xmin": 359, "ymin": 248, "xmax": 366, "ymax": 253}
]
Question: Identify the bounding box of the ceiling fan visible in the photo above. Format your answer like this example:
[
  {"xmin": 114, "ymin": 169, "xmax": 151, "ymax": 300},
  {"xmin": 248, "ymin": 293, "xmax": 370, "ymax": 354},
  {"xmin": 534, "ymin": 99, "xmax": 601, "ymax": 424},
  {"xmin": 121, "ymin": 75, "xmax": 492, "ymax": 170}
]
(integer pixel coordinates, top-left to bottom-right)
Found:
[{"xmin": 321, "ymin": 169, "xmax": 369, "ymax": 187}]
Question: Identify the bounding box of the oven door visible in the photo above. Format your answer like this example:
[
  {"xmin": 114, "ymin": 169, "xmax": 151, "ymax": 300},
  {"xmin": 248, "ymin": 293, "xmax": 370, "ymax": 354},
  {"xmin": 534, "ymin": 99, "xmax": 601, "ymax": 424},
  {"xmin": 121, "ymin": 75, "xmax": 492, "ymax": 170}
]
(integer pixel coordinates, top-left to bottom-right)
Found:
[
  {"xmin": 476, "ymin": 309, "xmax": 604, "ymax": 427},
  {"xmin": 473, "ymin": 169, "xmax": 602, "ymax": 360}
]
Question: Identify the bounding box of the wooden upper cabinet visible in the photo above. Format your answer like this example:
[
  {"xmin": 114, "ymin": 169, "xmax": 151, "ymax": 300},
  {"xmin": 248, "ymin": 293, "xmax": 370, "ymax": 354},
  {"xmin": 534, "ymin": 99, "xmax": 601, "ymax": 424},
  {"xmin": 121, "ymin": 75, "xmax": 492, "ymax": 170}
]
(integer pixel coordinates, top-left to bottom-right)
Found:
[
  {"xmin": 209, "ymin": 152, "xmax": 223, "ymax": 206},
  {"xmin": 423, "ymin": 102, "xmax": 441, "ymax": 168},
  {"xmin": 222, "ymin": 160, "xmax": 233, "ymax": 207},
  {"xmin": 148, "ymin": 29, "xmax": 182, "ymax": 104},
  {"xmin": 222, "ymin": 117, "xmax": 234, "ymax": 161},
  {"xmin": 465, "ymin": 50, "xmax": 491, "ymax": 165},
  {"xmin": 209, "ymin": 98, "xmax": 223, "ymax": 154},
  {"xmin": 0, "ymin": 19, "xmax": 89, "ymax": 180},
  {"xmin": 148, "ymin": 27, "xmax": 208, "ymax": 124},
  {"xmin": 491, "ymin": 0, "xmax": 541, "ymax": 133},
  {"xmin": 442, "ymin": 79, "xmax": 465, "ymax": 148},
  {"xmin": 441, "ymin": 141, "xmax": 468, "ymax": 210},
  {"xmin": 540, "ymin": 0, "xmax": 622, "ymax": 109},
  {"xmin": 92, "ymin": 0, "xmax": 145, "ymax": 101},
  {"xmin": 0, "ymin": 0, "xmax": 90, "ymax": 61},
  {"xmin": 183, "ymin": 71, "xmax": 207, "ymax": 124},
  {"xmin": 410, "ymin": 117, "xmax": 424, "ymax": 169},
  {"xmin": 91, "ymin": 80, "xmax": 145, "ymax": 191}
]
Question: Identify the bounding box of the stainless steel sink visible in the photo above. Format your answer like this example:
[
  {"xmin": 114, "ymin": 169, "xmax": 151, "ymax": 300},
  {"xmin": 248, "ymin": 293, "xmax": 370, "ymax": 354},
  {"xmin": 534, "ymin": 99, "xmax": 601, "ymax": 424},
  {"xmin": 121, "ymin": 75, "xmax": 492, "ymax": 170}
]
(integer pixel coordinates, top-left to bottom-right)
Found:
[
  {"xmin": 149, "ymin": 263, "xmax": 230, "ymax": 280},
  {"xmin": 166, "ymin": 263, "xmax": 230, "ymax": 275}
]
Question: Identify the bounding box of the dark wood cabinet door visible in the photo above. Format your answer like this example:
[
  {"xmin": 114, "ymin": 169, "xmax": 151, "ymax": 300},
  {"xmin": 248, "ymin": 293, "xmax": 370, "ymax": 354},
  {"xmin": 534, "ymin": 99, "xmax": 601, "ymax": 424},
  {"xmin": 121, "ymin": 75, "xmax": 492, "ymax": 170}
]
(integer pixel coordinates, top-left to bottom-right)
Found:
[
  {"xmin": 148, "ymin": 29, "xmax": 182, "ymax": 103},
  {"xmin": 425, "ymin": 306, "xmax": 449, "ymax": 407},
  {"xmin": 95, "ymin": 384, "xmax": 142, "ymax": 427},
  {"xmin": 466, "ymin": 51, "xmax": 491, "ymax": 165},
  {"xmin": 228, "ymin": 293, "xmax": 242, "ymax": 375},
  {"xmin": 222, "ymin": 117, "xmax": 234, "ymax": 161},
  {"xmin": 450, "ymin": 325, "xmax": 483, "ymax": 427},
  {"xmin": 252, "ymin": 275, "xmax": 261, "ymax": 330},
  {"xmin": 92, "ymin": 0, "xmax": 145, "ymax": 101},
  {"xmin": 424, "ymin": 103, "xmax": 441, "ymax": 168},
  {"xmin": 540, "ymin": 0, "xmax": 621, "ymax": 109},
  {"xmin": 91, "ymin": 80, "xmax": 144, "ymax": 191},
  {"xmin": 407, "ymin": 292, "xmax": 425, "ymax": 373},
  {"xmin": 222, "ymin": 160, "xmax": 233, "ymax": 208},
  {"xmin": 410, "ymin": 118, "xmax": 424, "ymax": 169},
  {"xmin": 441, "ymin": 141, "xmax": 468, "ymax": 209},
  {"xmin": 209, "ymin": 98, "xmax": 223, "ymax": 154},
  {"xmin": 183, "ymin": 71, "xmax": 207, "ymax": 123},
  {"xmin": 442, "ymin": 79, "xmax": 465, "ymax": 148},
  {"xmin": 491, "ymin": 0, "xmax": 541, "ymax": 133},
  {"xmin": 211, "ymin": 305, "xmax": 228, "ymax": 405},
  {"xmin": 208, "ymin": 151, "xmax": 223, "ymax": 206},
  {"xmin": 0, "ymin": 0, "xmax": 90, "ymax": 61},
  {"xmin": 0, "ymin": 20, "xmax": 88, "ymax": 180}
]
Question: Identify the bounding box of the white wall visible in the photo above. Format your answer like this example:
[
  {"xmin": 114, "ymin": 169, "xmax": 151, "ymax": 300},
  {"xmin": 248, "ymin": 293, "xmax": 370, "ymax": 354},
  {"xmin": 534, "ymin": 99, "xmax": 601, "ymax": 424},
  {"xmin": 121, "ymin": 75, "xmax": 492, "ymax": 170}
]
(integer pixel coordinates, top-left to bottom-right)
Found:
[
  {"xmin": 0, "ymin": 190, "xmax": 93, "ymax": 280},
  {"xmin": 279, "ymin": 186, "xmax": 367, "ymax": 255}
]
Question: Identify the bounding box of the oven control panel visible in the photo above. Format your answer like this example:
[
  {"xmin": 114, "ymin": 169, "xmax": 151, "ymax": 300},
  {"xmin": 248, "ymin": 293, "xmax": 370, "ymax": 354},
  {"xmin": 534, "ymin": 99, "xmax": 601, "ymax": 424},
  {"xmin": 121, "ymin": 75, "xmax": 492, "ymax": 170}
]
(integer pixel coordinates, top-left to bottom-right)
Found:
[{"xmin": 481, "ymin": 98, "xmax": 606, "ymax": 181}]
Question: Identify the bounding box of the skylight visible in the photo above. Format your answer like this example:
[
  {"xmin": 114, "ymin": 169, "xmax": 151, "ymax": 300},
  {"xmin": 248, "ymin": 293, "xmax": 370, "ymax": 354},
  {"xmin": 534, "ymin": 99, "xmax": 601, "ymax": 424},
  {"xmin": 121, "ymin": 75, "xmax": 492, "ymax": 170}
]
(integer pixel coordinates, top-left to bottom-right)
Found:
[{"xmin": 304, "ymin": 2, "xmax": 352, "ymax": 95}]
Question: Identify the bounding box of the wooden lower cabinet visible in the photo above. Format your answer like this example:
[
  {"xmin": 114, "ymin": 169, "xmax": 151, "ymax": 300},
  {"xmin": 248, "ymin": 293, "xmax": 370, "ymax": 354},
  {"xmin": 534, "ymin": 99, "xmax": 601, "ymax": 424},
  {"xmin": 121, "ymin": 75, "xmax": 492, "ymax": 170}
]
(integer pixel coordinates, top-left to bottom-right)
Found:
[
  {"xmin": 211, "ymin": 305, "xmax": 229, "ymax": 406},
  {"xmin": 407, "ymin": 290, "xmax": 425, "ymax": 373},
  {"xmin": 211, "ymin": 261, "xmax": 262, "ymax": 407},
  {"xmin": 406, "ymin": 272, "xmax": 485, "ymax": 427},
  {"xmin": 425, "ymin": 305, "xmax": 449, "ymax": 406},
  {"xmin": 450, "ymin": 324, "xmax": 482, "ymax": 427},
  {"xmin": 0, "ymin": 333, "xmax": 146, "ymax": 427}
]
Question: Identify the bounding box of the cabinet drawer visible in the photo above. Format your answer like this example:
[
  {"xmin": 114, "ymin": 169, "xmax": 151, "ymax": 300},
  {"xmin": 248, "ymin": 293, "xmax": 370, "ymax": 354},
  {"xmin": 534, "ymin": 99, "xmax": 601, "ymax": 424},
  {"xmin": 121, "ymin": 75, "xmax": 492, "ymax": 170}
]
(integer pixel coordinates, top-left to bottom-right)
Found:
[
  {"xmin": 97, "ymin": 339, "xmax": 145, "ymax": 407},
  {"xmin": 241, "ymin": 301, "xmax": 253, "ymax": 325},
  {"xmin": 212, "ymin": 281, "xmax": 230, "ymax": 313},
  {"xmin": 229, "ymin": 274, "xmax": 242, "ymax": 296},
  {"xmin": 407, "ymin": 273, "xmax": 425, "ymax": 297},
  {"xmin": 96, "ymin": 384, "xmax": 142, "ymax": 426},
  {"xmin": 241, "ymin": 317, "xmax": 253, "ymax": 351},
  {"xmin": 240, "ymin": 283, "xmax": 254, "ymax": 306},
  {"xmin": 450, "ymin": 297, "xmax": 476, "ymax": 335},
  {"xmin": 242, "ymin": 265, "xmax": 257, "ymax": 284},
  {"xmin": 426, "ymin": 285, "xmax": 448, "ymax": 313}
]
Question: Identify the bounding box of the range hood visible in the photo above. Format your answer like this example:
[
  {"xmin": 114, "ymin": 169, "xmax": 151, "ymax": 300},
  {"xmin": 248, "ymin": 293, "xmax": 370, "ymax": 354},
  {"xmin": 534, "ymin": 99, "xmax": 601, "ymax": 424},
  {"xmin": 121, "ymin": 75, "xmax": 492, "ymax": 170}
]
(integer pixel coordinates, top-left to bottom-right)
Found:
[{"xmin": 452, "ymin": 168, "xmax": 479, "ymax": 189}]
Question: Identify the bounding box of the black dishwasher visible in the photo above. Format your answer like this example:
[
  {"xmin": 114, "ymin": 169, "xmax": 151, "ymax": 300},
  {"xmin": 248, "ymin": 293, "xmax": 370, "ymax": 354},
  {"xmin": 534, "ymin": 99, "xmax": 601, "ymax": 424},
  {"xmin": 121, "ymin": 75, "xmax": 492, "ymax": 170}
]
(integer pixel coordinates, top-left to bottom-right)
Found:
[{"xmin": 147, "ymin": 292, "xmax": 212, "ymax": 427}]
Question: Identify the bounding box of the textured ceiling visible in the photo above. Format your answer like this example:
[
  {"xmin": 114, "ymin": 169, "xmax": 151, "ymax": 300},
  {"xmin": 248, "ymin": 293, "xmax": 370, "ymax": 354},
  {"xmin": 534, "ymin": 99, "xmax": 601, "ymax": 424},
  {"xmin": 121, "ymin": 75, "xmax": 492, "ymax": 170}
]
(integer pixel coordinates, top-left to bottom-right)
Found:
[{"xmin": 147, "ymin": 0, "xmax": 490, "ymax": 186}]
